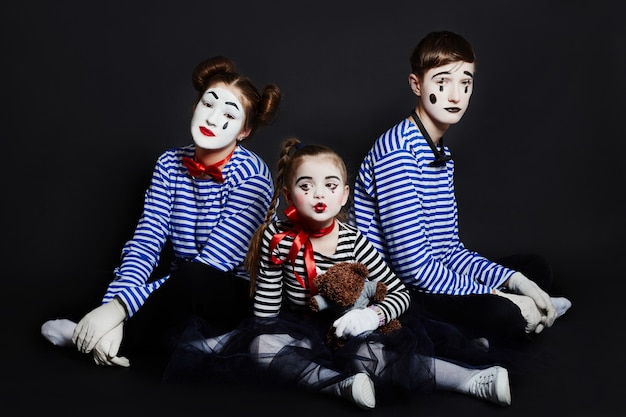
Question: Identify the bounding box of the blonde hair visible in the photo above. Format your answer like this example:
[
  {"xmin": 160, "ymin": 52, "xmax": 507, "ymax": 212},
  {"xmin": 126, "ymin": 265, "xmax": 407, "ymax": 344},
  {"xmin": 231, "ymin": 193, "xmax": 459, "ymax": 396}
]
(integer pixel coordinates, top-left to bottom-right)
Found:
[{"xmin": 244, "ymin": 137, "xmax": 348, "ymax": 296}]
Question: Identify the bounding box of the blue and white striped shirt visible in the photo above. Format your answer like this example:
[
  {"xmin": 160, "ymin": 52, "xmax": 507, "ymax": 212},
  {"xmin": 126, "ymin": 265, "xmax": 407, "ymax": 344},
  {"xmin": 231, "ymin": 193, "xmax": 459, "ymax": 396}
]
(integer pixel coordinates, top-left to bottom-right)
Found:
[
  {"xmin": 253, "ymin": 220, "xmax": 410, "ymax": 324},
  {"xmin": 350, "ymin": 118, "xmax": 513, "ymax": 296},
  {"xmin": 102, "ymin": 144, "xmax": 273, "ymax": 316}
]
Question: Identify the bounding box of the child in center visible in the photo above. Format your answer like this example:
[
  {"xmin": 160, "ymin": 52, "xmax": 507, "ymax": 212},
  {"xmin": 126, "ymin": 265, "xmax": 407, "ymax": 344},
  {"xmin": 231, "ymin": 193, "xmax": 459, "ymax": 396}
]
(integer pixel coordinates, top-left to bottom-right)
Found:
[{"xmin": 165, "ymin": 138, "xmax": 512, "ymax": 410}]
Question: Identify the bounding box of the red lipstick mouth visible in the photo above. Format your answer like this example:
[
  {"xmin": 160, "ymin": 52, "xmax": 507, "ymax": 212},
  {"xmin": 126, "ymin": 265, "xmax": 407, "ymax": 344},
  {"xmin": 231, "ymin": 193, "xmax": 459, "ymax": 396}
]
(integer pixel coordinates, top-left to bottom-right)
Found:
[
  {"xmin": 314, "ymin": 203, "xmax": 327, "ymax": 213},
  {"xmin": 199, "ymin": 126, "xmax": 215, "ymax": 137}
]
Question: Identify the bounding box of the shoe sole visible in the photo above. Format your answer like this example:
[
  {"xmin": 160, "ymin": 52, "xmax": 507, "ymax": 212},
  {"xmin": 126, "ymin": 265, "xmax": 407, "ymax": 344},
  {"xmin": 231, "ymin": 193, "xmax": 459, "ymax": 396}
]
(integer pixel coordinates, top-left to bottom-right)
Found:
[
  {"xmin": 352, "ymin": 373, "xmax": 376, "ymax": 410},
  {"xmin": 494, "ymin": 366, "xmax": 512, "ymax": 406}
]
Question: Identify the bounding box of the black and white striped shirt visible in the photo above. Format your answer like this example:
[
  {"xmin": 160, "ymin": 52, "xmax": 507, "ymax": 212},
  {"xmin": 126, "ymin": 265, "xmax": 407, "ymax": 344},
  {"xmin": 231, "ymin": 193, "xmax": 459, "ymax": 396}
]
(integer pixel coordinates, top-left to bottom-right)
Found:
[{"xmin": 253, "ymin": 220, "xmax": 410, "ymax": 324}]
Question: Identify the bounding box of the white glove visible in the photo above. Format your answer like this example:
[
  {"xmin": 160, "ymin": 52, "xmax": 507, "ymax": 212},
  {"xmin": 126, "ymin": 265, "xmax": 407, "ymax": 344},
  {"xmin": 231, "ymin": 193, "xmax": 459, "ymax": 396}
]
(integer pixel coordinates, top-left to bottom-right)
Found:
[
  {"xmin": 92, "ymin": 322, "xmax": 130, "ymax": 367},
  {"xmin": 494, "ymin": 290, "xmax": 544, "ymax": 334},
  {"xmin": 506, "ymin": 272, "xmax": 557, "ymax": 328},
  {"xmin": 333, "ymin": 308, "xmax": 379, "ymax": 338},
  {"xmin": 73, "ymin": 298, "xmax": 127, "ymax": 354}
]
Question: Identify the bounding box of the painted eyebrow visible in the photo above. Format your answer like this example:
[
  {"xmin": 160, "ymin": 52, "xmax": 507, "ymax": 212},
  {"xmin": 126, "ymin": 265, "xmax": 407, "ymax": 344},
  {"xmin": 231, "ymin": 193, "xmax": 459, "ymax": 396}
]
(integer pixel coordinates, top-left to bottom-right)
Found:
[
  {"xmin": 295, "ymin": 175, "xmax": 341, "ymax": 183},
  {"xmin": 431, "ymin": 70, "xmax": 474, "ymax": 79},
  {"xmin": 206, "ymin": 91, "xmax": 240, "ymax": 111},
  {"xmin": 431, "ymin": 71, "xmax": 451, "ymax": 79}
]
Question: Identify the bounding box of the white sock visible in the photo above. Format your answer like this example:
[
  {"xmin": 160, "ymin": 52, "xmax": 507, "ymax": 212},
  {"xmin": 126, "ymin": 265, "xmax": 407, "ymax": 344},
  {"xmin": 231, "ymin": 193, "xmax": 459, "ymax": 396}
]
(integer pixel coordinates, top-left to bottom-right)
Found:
[
  {"xmin": 434, "ymin": 357, "xmax": 479, "ymax": 393},
  {"xmin": 41, "ymin": 319, "xmax": 76, "ymax": 347},
  {"xmin": 551, "ymin": 297, "xmax": 572, "ymax": 318}
]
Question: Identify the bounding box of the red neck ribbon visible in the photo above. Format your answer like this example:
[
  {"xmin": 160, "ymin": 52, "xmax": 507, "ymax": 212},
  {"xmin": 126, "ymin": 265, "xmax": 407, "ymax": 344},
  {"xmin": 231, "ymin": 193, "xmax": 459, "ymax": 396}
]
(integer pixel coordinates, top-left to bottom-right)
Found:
[
  {"xmin": 182, "ymin": 149, "xmax": 235, "ymax": 182},
  {"xmin": 269, "ymin": 205, "xmax": 336, "ymax": 295}
]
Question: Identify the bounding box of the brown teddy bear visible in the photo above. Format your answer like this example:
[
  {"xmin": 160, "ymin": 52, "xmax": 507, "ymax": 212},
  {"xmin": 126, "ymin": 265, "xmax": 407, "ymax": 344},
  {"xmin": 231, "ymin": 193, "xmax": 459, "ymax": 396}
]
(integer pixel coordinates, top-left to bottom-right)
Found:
[{"xmin": 309, "ymin": 261, "xmax": 402, "ymax": 350}]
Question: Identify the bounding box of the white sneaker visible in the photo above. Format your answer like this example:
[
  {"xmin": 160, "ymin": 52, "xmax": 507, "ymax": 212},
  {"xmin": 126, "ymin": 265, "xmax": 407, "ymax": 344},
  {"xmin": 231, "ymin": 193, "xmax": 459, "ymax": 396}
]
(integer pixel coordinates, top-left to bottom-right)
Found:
[
  {"xmin": 468, "ymin": 366, "xmax": 511, "ymax": 406},
  {"xmin": 338, "ymin": 372, "xmax": 376, "ymax": 410},
  {"xmin": 551, "ymin": 297, "xmax": 572, "ymax": 318}
]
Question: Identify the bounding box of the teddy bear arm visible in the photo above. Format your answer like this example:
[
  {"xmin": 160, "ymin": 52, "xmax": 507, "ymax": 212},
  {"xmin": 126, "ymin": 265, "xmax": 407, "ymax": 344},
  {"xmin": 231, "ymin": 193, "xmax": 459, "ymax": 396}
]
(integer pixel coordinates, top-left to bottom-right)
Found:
[
  {"xmin": 310, "ymin": 294, "xmax": 330, "ymax": 311},
  {"xmin": 372, "ymin": 281, "xmax": 388, "ymax": 302},
  {"xmin": 361, "ymin": 280, "xmax": 387, "ymax": 303}
]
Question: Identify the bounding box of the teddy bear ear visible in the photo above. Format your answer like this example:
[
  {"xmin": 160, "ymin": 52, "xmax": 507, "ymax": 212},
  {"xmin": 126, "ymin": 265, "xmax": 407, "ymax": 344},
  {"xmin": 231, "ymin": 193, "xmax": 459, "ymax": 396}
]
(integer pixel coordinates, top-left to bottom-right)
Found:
[{"xmin": 351, "ymin": 262, "xmax": 369, "ymax": 278}]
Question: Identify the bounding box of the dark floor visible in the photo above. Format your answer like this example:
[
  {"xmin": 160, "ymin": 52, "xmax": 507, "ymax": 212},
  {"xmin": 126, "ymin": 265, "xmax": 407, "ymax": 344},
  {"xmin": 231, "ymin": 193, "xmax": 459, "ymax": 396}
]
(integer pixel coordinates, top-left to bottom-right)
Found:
[{"xmin": 5, "ymin": 265, "xmax": 624, "ymax": 417}]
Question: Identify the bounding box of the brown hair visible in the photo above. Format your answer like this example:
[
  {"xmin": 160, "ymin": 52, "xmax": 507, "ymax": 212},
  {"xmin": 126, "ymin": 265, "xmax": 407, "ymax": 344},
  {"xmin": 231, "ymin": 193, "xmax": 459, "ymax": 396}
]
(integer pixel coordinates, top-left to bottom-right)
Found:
[
  {"xmin": 244, "ymin": 137, "xmax": 348, "ymax": 296},
  {"xmin": 410, "ymin": 31, "xmax": 476, "ymax": 79},
  {"xmin": 191, "ymin": 56, "xmax": 281, "ymax": 140}
]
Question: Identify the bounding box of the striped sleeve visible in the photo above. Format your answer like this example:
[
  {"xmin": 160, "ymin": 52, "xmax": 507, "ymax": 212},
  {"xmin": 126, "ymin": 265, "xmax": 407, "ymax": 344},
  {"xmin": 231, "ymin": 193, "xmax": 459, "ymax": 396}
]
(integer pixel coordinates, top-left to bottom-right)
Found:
[
  {"xmin": 253, "ymin": 222, "xmax": 285, "ymax": 318},
  {"xmin": 351, "ymin": 229, "xmax": 410, "ymax": 323},
  {"xmin": 102, "ymin": 152, "xmax": 174, "ymax": 315}
]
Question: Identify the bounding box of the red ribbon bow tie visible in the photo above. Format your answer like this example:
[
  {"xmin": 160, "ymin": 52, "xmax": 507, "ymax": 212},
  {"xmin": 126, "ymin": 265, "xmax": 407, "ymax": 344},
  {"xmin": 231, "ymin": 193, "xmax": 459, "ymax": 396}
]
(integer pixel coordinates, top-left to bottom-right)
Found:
[
  {"xmin": 182, "ymin": 149, "xmax": 235, "ymax": 182},
  {"xmin": 268, "ymin": 205, "xmax": 335, "ymax": 295}
]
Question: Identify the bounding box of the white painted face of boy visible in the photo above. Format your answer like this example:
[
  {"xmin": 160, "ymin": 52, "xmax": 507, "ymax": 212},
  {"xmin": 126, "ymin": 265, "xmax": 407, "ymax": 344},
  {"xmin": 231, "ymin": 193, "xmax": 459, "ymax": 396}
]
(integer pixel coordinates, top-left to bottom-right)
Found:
[
  {"xmin": 417, "ymin": 61, "xmax": 475, "ymax": 128},
  {"xmin": 190, "ymin": 85, "xmax": 246, "ymax": 150}
]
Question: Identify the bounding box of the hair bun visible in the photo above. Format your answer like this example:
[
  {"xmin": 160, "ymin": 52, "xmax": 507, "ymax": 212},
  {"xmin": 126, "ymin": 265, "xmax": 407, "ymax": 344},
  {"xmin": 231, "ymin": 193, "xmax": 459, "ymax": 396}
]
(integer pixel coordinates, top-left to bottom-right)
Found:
[{"xmin": 191, "ymin": 56, "xmax": 236, "ymax": 92}]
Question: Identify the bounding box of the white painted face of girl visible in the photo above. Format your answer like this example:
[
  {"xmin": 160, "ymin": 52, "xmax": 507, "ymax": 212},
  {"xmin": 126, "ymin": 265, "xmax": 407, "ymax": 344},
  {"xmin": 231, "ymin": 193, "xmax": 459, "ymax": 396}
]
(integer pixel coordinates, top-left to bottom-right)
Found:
[
  {"xmin": 417, "ymin": 61, "xmax": 475, "ymax": 127},
  {"xmin": 190, "ymin": 85, "xmax": 246, "ymax": 150},
  {"xmin": 285, "ymin": 155, "xmax": 349, "ymax": 227}
]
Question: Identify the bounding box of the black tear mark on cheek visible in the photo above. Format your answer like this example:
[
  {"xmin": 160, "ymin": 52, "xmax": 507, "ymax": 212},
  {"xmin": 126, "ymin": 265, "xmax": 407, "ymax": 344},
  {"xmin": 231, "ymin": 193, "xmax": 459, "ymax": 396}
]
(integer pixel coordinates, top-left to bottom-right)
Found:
[
  {"xmin": 222, "ymin": 122, "xmax": 229, "ymax": 130},
  {"xmin": 439, "ymin": 85, "xmax": 443, "ymax": 92},
  {"xmin": 429, "ymin": 94, "xmax": 437, "ymax": 104},
  {"xmin": 465, "ymin": 86, "xmax": 469, "ymax": 94}
]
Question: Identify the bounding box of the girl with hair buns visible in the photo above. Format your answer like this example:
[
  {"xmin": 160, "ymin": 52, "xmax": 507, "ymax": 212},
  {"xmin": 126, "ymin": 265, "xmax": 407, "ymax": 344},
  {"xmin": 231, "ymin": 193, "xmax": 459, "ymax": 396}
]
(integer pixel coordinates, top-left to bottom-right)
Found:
[
  {"xmin": 165, "ymin": 138, "xmax": 512, "ymax": 410},
  {"xmin": 41, "ymin": 56, "xmax": 281, "ymax": 373}
]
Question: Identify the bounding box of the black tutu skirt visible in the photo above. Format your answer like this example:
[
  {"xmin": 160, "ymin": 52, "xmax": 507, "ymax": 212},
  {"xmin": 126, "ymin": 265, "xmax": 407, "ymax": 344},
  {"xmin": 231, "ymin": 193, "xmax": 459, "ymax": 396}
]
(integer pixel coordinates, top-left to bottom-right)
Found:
[{"xmin": 163, "ymin": 309, "xmax": 437, "ymax": 402}]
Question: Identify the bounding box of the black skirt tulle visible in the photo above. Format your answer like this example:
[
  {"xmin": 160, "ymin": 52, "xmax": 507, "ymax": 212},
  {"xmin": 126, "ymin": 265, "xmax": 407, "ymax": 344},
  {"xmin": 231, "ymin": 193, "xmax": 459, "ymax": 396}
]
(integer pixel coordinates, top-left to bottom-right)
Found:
[{"xmin": 163, "ymin": 309, "xmax": 437, "ymax": 401}]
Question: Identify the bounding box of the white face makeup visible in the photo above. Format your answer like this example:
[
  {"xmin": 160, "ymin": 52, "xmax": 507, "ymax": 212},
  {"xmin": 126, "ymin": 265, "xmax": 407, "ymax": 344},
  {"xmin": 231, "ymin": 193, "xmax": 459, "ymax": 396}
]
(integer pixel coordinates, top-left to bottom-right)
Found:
[
  {"xmin": 190, "ymin": 85, "xmax": 246, "ymax": 150},
  {"xmin": 285, "ymin": 156, "xmax": 349, "ymax": 227},
  {"xmin": 417, "ymin": 61, "xmax": 475, "ymax": 127}
]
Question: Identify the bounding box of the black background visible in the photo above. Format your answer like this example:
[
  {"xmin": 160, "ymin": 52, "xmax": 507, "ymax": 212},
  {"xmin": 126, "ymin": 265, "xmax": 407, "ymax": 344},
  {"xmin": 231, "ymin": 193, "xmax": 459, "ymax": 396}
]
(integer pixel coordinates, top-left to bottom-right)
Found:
[{"xmin": 2, "ymin": 1, "xmax": 625, "ymax": 416}]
